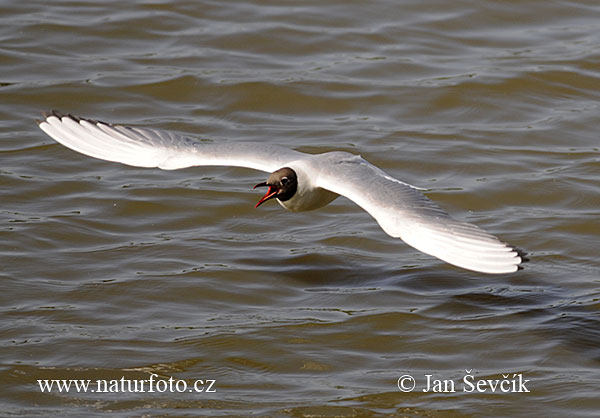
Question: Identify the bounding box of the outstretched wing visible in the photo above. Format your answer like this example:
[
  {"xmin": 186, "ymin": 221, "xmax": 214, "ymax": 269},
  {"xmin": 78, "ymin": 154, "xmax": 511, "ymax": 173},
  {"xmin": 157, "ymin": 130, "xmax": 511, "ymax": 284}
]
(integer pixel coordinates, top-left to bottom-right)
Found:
[
  {"xmin": 38, "ymin": 112, "xmax": 523, "ymax": 273},
  {"xmin": 38, "ymin": 111, "xmax": 304, "ymax": 173},
  {"xmin": 314, "ymin": 152, "xmax": 523, "ymax": 274}
]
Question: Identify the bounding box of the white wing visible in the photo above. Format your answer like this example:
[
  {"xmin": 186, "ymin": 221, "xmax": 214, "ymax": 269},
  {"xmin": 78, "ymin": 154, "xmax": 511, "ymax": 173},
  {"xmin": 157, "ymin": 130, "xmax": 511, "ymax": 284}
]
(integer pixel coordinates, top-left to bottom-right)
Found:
[
  {"xmin": 38, "ymin": 111, "xmax": 304, "ymax": 173},
  {"xmin": 314, "ymin": 152, "xmax": 523, "ymax": 274},
  {"xmin": 38, "ymin": 111, "xmax": 524, "ymax": 273}
]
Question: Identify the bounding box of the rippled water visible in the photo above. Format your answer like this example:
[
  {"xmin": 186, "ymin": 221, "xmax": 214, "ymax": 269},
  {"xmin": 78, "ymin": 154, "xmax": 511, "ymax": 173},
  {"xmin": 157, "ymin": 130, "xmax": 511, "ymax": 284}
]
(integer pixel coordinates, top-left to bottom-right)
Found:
[{"xmin": 2, "ymin": 0, "xmax": 599, "ymax": 416}]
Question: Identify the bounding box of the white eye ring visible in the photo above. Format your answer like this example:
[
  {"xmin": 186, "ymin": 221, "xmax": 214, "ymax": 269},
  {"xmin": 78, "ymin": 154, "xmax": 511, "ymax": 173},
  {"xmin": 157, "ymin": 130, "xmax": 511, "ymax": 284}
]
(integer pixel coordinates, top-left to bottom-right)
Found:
[{"xmin": 281, "ymin": 177, "xmax": 289, "ymax": 185}]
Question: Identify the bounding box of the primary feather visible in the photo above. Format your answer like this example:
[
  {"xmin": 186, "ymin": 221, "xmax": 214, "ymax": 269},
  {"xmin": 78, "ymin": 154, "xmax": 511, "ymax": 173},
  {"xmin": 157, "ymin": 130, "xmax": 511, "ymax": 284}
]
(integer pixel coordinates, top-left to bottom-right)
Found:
[{"xmin": 38, "ymin": 111, "xmax": 524, "ymax": 274}]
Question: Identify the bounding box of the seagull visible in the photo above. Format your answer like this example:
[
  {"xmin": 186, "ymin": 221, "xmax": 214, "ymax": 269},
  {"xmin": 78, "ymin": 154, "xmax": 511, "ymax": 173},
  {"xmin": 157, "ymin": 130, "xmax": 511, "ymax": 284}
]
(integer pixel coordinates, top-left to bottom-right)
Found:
[{"xmin": 37, "ymin": 111, "xmax": 525, "ymax": 274}]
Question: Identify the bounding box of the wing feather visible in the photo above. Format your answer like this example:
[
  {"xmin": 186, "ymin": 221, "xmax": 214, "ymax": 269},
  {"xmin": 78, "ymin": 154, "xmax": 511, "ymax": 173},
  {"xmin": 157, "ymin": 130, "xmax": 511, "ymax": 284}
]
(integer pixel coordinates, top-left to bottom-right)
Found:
[
  {"xmin": 314, "ymin": 152, "xmax": 523, "ymax": 274},
  {"xmin": 38, "ymin": 111, "xmax": 303, "ymax": 173},
  {"xmin": 38, "ymin": 111, "xmax": 524, "ymax": 274}
]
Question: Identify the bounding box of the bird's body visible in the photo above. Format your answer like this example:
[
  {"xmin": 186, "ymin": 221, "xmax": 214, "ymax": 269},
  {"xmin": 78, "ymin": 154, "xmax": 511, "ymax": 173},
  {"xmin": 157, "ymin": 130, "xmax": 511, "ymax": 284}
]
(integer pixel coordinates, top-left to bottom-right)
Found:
[
  {"xmin": 277, "ymin": 153, "xmax": 345, "ymax": 212},
  {"xmin": 38, "ymin": 111, "xmax": 525, "ymax": 274}
]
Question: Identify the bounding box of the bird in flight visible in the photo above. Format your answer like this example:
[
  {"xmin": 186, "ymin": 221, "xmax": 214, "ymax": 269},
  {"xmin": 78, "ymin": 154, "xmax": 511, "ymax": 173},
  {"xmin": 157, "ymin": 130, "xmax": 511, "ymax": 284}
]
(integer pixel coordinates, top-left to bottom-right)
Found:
[{"xmin": 38, "ymin": 111, "xmax": 525, "ymax": 274}]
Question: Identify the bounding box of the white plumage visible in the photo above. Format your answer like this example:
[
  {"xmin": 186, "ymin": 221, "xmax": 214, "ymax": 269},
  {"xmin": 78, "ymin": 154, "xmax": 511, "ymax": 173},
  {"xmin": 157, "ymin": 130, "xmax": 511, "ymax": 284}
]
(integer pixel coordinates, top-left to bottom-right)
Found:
[{"xmin": 38, "ymin": 111, "xmax": 525, "ymax": 274}]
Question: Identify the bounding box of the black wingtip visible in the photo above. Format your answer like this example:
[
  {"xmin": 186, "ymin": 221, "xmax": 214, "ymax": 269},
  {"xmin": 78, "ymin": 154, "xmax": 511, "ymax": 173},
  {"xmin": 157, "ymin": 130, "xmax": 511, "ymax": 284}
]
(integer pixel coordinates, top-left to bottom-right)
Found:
[
  {"xmin": 40, "ymin": 110, "xmax": 64, "ymax": 121},
  {"xmin": 509, "ymin": 245, "xmax": 530, "ymax": 270},
  {"xmin": 48, "ymin": 109, "xmax": 63, "ymax": 118},
  {"xmin": 67, "ymin": 112, "xmax": 82, "ymax": 122},
  {"xmin": 38, "ymin": 110, "xmax": 106, "ymax": 126},
  {"xmin": 38, "ymin": 110, "xmax": 57, "ymax": 125}
]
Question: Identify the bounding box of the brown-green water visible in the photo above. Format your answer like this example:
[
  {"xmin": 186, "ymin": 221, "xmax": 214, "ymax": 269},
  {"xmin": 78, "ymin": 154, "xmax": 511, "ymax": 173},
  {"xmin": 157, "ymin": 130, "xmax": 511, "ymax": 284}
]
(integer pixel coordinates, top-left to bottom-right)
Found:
[{"xmin": 1, "ymin": 1, "xmax": 599, "ymax": 416}]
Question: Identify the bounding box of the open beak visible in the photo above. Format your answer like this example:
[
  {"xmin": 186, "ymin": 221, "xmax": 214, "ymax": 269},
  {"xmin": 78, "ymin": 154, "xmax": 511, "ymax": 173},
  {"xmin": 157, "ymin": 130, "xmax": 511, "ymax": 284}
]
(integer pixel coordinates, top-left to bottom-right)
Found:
[{"xmin": 253, "ymin": 182, "xmax": 279, "ymax": 208}]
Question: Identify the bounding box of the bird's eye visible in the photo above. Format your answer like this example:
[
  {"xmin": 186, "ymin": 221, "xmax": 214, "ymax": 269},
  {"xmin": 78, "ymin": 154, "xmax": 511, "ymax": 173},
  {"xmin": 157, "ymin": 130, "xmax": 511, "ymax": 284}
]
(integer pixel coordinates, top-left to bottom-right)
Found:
[{"xmin": 281, "ymin": 177, "xmax": 289, "ymax": 185}]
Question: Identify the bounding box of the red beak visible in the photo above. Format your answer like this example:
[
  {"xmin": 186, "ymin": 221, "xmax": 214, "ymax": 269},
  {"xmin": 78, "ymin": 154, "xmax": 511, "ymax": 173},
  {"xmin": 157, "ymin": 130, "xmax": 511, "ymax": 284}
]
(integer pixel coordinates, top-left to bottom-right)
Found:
[{"xmin": 254, "ymin": 182, "xmax": 279, "ymax": 208}]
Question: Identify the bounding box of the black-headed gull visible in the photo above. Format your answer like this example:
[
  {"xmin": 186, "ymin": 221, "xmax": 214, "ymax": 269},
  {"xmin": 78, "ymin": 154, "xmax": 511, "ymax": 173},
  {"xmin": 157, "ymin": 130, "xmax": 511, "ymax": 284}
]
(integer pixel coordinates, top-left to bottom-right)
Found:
[{"xmin": 38, "ymin": 111, "xmax": 525, "ymax": 274}]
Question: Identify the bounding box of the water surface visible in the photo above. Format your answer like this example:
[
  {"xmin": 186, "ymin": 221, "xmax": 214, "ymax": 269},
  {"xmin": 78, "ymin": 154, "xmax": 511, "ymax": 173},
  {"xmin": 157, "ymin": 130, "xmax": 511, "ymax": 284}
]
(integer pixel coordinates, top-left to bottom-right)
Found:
[{"xmin": 1, "ymin": 0, "xmax": 599, "ymax": 416}]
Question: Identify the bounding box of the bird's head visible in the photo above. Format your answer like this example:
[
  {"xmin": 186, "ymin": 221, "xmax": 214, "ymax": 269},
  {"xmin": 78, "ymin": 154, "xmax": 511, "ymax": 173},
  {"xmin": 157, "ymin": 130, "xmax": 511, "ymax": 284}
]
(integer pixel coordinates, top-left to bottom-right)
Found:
[{"xmin": 253, "ymin": 167, "xmax": 298, "ymax": 208}]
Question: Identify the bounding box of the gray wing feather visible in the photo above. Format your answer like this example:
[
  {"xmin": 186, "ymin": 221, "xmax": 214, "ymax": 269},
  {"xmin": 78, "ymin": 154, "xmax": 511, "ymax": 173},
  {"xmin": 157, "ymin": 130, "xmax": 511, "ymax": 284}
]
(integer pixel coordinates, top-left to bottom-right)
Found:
[
  {"xmin": 38, "ymin": 111, "xmax": 523, "ymax": 273},
  {"xmin": 314, "ymin": 152, "xmax": 522, "ymax": 274},
  {"xmin": 38, "ymin": 111, "xmax": 303, "ymax": 173}
]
